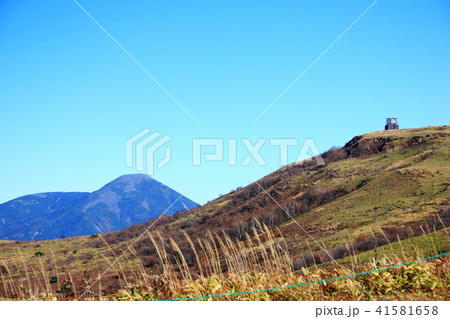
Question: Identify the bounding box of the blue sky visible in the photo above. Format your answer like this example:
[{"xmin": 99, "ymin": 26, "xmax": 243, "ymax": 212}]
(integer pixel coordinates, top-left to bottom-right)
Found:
[{"xmin": 0, "ymin": 0, "xmax": 449, "ymax": 205}]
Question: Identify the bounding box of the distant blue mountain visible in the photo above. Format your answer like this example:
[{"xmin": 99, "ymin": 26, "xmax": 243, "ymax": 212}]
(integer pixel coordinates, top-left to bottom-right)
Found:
[{"xmin": 0, "ymin": 174, "xmax": 198, "ymax": 241}]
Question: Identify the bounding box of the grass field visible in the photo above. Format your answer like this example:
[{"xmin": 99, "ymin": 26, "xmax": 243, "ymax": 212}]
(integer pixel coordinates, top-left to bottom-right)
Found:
[{"xmin": 0, "ymin": 126, "xmax": 448, "ymax": 300}]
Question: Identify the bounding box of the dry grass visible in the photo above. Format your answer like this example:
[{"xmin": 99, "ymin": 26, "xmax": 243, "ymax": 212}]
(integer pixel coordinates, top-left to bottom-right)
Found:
[
  {"xmin": 118, "ymin": 255, "xmax": 449, "ymax": 301},
  {"xmin": 2, "ymin": 223, "xmax": 447, "ymax": 301},
  {"xmin": 113, "ymin": 226, "xmax": 449, "ymax": 301}
]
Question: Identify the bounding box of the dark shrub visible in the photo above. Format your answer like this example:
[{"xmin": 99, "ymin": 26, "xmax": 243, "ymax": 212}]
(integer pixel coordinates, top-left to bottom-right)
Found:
[
  {"xmin": 139, "ymin": 246, "xmax": 156, "ymax": 256},
  {"xmin": 356, "ymin": 177, "xmax": 374, "ymax": 189},
  {"xmin": 0, "ymin": 265, "xmax": 7, "ymax": 274},
  {"xmin": 292, "ymin": 257, "xmax": 305, "ymax": 271},
  {"xmin": 330, "ymin": 246, "xmax": 349, "ymax": 260},
  {"xmin": 354, "ymin": 237, "xmax": 377, "ymax": 252},
  {"xmin": 143, "ymin": 256, "xmax": 160, "ymax": 268},
  {"xmin": 57, "ymin": 283, "xmax": 73, "ymax": 295}
]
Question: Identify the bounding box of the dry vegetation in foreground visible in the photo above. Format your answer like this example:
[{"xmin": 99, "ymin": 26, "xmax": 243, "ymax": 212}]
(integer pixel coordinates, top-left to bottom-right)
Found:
[
  {"xmin": 118, "ymin": 255, "xmax": 449, "ymax": 301},
  {"xmin": 1, "ymin": 223, "xmax": 448, "ymax": 301}
]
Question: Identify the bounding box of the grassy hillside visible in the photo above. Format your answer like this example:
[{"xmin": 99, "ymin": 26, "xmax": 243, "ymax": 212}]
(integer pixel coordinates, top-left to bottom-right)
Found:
[{"xmin": 0, "ymin": 126, "xmax": 449, "ymax": 300}]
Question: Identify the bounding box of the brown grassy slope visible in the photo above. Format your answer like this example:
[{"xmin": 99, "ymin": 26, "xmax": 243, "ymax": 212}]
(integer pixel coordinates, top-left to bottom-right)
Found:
[
  {"xmin": 110, "ymin": 125, "xmax": 449, "ymax": 264},
  {"xmin": 0, "ymin": 125, "xmax": 448, "ymax": 300}
]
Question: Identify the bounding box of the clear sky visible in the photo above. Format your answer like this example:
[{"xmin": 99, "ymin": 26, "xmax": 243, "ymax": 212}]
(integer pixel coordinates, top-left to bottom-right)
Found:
[{"xmin": 0, "ymin": 0, "xmax": 449, "ymax": 205}]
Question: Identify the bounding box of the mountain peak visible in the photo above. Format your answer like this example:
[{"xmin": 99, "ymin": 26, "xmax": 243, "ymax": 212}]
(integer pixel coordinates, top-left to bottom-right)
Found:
[
  {"xmin": 114, "ymin": 174, "xmax": 153, "ymax": 182},
  {"xmin": 0, "ymin": 174, "xmax": 198, "ymax": 240},
  {"xmin": 100, "ymin": 174, "xmax": 155, "ymax": 193}
]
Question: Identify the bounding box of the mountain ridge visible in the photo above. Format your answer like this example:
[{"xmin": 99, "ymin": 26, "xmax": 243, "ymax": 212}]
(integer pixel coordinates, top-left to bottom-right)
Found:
[{"xmin": 0, "ymin": 174, "xmax": 198, "ymax": 241}]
